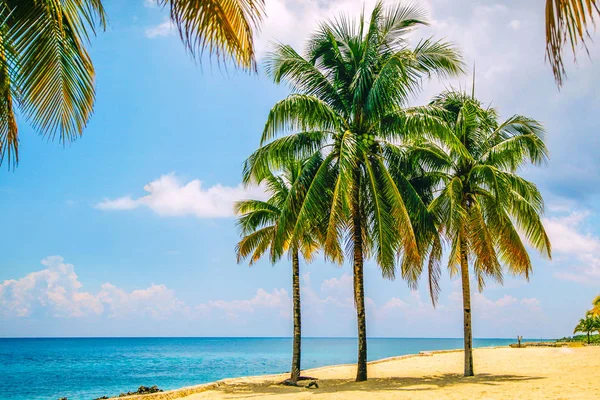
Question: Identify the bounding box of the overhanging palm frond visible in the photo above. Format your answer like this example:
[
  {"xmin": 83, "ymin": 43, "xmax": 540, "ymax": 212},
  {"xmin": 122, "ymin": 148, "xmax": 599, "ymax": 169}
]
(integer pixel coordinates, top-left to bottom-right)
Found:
[
  {"xmin": 159, "ymin": 0, "xmax": 264, "ymax": 71},
  {"xmin": 545, "ymin": 0, "xmax": 600, "ymax": 86},
  {"xmin": 0, "ymin": 7, "xmax": 18, "ymax": 166},
  {"xmin": 0, "ymin": 0, "xmax": 106, "ymax": 168}
]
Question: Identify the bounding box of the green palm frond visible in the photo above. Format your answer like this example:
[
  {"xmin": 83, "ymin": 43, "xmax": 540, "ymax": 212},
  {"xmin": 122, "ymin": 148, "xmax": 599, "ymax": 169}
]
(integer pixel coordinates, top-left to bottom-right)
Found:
[
  {"xmin": 261, "ymin": 94, "xmax": 346, "ymax": 144},
  {"xmin": 427, "ymin": 90, "xmax": 551, "ymax": 289}
]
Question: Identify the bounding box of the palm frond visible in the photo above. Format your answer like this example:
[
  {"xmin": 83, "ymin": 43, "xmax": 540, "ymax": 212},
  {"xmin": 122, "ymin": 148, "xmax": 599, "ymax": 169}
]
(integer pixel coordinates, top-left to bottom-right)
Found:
[
  {"xmin": 0, "ymin": 0, "xmax": 105, "ymax": 167},
  {"xmin": 160, "ymin": 0, "xmax": 264, "ymax": 71},
  {"xmin": 545, "ymin": 0, "xmax": 600, "ymax": 86}
]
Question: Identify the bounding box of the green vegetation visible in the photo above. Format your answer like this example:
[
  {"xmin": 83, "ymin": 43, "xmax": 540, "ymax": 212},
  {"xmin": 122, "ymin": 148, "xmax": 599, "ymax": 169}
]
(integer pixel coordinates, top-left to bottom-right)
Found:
[
  {"xmin": 239, "ymin": 0, "xmax": 551, "ymax": 382},
  {"xmin": 573, "ymin": 316, "xmax": 600, "ymax": 344},
  {"xmin": 559, "ymin": 334, "xmax": 600, "ymax": 344},
  {"xmin": 242, "ymin": 1, "xmax": 463, "ymax": 382}
]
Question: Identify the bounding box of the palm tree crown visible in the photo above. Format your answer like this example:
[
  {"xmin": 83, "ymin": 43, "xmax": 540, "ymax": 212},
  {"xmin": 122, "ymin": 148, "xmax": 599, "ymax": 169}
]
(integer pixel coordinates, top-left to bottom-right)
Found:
[
  {"xmin": 427, "ymin": 91, "xmax": 552, "ymax": 286},
  {"xmin": 244, "ymin": 1, "xmax": 464, "ymax": 381},
  {"xmin": 235, "ymin": 160, "xmax": 319, "ymax": 265}
]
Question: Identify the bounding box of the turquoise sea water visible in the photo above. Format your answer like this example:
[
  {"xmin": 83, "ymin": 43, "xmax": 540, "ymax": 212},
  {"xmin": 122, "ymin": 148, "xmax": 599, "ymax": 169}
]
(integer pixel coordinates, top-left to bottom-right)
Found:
[{"xmin": 0, "ymin": 337, "xmax": 526, "ymax": 400}]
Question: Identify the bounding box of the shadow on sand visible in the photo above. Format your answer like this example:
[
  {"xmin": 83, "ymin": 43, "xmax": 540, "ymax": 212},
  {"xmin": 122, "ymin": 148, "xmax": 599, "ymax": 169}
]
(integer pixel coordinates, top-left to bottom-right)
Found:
[{"xmin": 217, "ymin": 373, "xmax": 546, "ymax": 398}]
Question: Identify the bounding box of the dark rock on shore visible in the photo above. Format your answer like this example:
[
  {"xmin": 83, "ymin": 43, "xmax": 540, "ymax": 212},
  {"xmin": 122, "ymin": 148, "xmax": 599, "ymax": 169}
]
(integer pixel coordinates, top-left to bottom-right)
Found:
[{"xmin": 93, "ymin": 385, "xmax": 163, "ymax": 399}]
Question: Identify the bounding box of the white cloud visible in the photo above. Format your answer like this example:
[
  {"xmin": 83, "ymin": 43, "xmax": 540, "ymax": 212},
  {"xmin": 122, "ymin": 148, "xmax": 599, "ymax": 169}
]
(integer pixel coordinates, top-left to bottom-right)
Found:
[
  {"xmin": 207, "ymin": 288, "xmax": 291, "ymax": 320},
  {"xmin": 256, "ymin": 0, "xmax": 381, "ymax": 56},
  {"xmin": 545, "ymin": 211, "xmax": 600, "ymax": 285},
  {"xmin": 0, "ymin": 257, "xmax": 191, "ymax": 319},
  {"xmin": 0, "ymin": 256, "xmax": 98, "ymax": 318},
  {"xmin": 145, "ymin": 19, "xmax": 174, "ymax": 38},
  {"xmin": 0, "ymin": 256, "xmax": 294, "ymax": 328},
  {"xmin": 97, "ymin": 283, "xmax": 189, "ymax": 319},
  {"xmin": 321, "ymin": 273, "xmax": 353, "ymax": 295},
  {"xmin": 508, "ymin": 19, "xmax": 521, "ymax": 30},
  {"xmin": 545, "ymin": 212, "xmax": 598, "ymax": 254},
  {"xmin": 95, "ymin": 174, "xmax": 266, "ymax": 218}
]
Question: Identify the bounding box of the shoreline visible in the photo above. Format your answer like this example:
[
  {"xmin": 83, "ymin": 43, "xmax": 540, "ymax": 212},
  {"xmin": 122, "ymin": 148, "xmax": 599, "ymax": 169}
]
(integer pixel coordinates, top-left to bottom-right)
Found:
[
  {"xmin": 111, "ymin": 344, "xmax": 599, "ymax": 400},
  {"xmin": 110, "ymin": 346, "xmax": 490, "ymax": 400}
]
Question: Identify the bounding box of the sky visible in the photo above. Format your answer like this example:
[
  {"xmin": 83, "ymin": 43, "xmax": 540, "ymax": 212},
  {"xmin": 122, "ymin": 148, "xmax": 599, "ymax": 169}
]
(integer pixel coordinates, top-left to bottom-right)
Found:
[{"xmin": 0, "ymin": 0, "xmax": 599, "ymax": 339}]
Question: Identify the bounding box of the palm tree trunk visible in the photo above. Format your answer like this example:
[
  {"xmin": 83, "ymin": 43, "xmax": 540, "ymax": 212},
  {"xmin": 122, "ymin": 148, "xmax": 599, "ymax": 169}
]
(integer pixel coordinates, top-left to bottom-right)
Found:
[
  {"xmin": 352, "ymin": 181, "xmax": 368, "ymax": 382},
  {"xmin": 460, "ymin": 236, "xmax": 474, "ymax": 377},
  {"xmin": 290, "ymin": 250, "xmax": 302, "ymax": 381}
]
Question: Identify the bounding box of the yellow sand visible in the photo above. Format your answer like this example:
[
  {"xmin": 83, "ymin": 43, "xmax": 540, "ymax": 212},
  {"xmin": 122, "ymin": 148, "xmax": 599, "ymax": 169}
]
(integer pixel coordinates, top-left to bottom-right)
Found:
[{"xmin": 179, "ymin": 347, "xmax": 599, "ymax": 400}]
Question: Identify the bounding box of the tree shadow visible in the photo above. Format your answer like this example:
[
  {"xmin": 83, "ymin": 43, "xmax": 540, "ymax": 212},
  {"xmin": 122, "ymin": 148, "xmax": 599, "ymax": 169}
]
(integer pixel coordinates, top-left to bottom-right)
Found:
[{"xmin": 216, "ymin": 373, "xmax": 545, "ymax": 398}]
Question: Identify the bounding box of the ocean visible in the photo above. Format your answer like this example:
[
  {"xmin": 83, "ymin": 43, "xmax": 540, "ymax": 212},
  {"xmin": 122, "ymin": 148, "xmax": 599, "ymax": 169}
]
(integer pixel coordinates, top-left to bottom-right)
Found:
[{"xmin": 0, "ymin": 337, "xmax": 525, "ymax": 400}]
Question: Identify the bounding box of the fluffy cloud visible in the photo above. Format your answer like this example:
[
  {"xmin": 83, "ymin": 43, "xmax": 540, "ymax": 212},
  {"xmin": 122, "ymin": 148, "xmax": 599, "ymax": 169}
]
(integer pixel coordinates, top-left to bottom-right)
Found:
[
  {"xmin": 206, "ymin": 288, "xmax": 291, "ymax": 320},
  {"xmin": 0, "ymin": 256, "xmax": 102, "ymax": 318},
  {"xmin": 545, "ymin": 211, "xmax": 600, "ymax": 285},
  {"xmin": 0, "ymin": 257, "xmax": 286, "ymax": 323},
  {"xmin": 95, "ymin": 174, "xmax": 266, "ymax": 218},
  {"xmin": 145, "ymin": 19, "xmax": 174, "ymax": 38}
]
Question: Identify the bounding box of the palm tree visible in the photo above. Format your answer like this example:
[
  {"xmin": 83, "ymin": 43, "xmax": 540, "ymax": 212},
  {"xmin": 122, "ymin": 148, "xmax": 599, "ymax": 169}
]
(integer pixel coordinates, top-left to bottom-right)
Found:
[
  {"xmin": 574, "ymin": 315, "xmax": 600, "ymax": 344},
  {"xmin": 243, "ymin": 1, "xmax": 463, "ymax": 381},
  {"xmin": 422, "ymin": 91, "xmax": 551, "ymax": 376},
  {"xmin": 590, "ymin": 295, "xmax": 600, "ymax": 317},
  {"xmin": 235, "ymin": 160, "xmax": 319, "ymax": 383},
  {"xmin": 545, "ymin": 0, "xmax": 600, "ymax": 86},
  {"xmin": 0, "ymin": 0, "xmax": 264, "ymax": 167}
]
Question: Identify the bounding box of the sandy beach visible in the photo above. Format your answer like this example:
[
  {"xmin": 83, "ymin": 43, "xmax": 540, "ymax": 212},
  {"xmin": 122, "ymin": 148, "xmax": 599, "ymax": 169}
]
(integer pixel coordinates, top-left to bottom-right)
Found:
[{"xmin": 121, "ymin": 346, "xmax": 600, "ymax": 400}]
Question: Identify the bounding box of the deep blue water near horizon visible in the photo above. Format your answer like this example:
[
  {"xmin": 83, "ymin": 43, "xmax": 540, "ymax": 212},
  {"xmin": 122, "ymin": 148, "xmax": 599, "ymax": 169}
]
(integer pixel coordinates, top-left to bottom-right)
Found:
[{"xmin": 0, "ymin": 337, "xmax": 531, "ymax": 400}]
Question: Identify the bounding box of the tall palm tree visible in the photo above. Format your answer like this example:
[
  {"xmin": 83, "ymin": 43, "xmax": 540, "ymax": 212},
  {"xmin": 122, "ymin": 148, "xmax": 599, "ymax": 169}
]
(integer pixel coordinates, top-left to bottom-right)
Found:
[
  {"xmin": 0, "ymin": 0, "xmax": 264, "ymax": 167},
  {"xmin": 545, "ymin": 0, "xmax": 599, "ymax": 86},
  {"xmin": 235, "ymin": 160, "xmax": 319, "ymax": 383},
  {"xmin": 243, "ymin": 1, "xmax": 463, "ymax": 381},
  {"xmin": 574, "ymin": 315, "xmax": 600, "ymax": 344},
  {"xmin": 422, "ymin": 91, "xmax": 551, "ymax": 376}
]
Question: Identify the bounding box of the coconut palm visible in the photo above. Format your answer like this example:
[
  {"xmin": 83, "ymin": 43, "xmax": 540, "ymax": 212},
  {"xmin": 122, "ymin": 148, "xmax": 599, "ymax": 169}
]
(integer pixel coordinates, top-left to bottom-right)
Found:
[
  {"xmin": 0, "ymin": 0, "xmax": 263, "ymax": 167},
  {"xmin": 243, "ymin": 1, "xmax": 463, "ymax": 381},
  {"xmin": 574, "ymin": 315, "xmax": 600, "ymax": 344},
  {"xmin": 545, "ymin": 0, "xmax": 600, "ymax": 86},
  {"xmin": 422, "ymin": 91, "xmax": 552, "ymax": 376},
  {"xmin": 235, "ymin": 160, "xmax": 319, "ymax": 383}
]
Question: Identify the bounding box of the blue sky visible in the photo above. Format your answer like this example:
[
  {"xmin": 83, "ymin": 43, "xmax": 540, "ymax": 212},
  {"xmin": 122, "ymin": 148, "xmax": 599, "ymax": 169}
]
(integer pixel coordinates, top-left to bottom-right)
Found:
[{"xmin": 1, "ymin": 0, "xmax": 599, "ymax": 339}]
